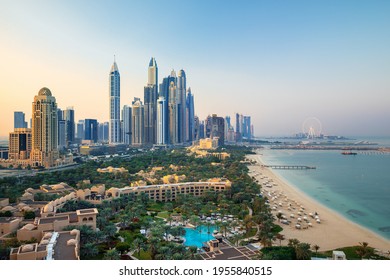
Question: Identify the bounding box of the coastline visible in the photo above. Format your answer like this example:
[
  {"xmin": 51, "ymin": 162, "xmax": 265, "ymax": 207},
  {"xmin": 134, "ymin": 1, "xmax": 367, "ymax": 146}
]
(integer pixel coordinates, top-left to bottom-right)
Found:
[{"xmin": 246, "ymin": 150, "xmax": 390, "ymax": 253}]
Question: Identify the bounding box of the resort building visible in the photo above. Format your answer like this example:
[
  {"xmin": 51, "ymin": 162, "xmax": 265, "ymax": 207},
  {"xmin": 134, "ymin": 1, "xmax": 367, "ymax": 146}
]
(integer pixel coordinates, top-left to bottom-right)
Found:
[
  {"xmin": 10, "ymin": 229, "xmax": 80, "ymax": 260},
  {"xmin": 0, "ymin": 217, "xmax": 21, "ymax": 236},
  {"xmin": 17, "ymin": 208, "xmax": 98, "ymax": 241},
  {"xmin": 199, "ymin": 138, "xmax": 219, "ymax": 149},
  {"xmin": 97, "ymin": 166, "xmax": 128, "ymax": 173},
  {"xmin": 105, "ymin": 179, "xmax": 231, "ymax": 202}
]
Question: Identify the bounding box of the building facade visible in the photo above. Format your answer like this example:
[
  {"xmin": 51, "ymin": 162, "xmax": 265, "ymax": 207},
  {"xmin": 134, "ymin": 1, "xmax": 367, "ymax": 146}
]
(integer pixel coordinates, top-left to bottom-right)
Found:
[
  {"xmin": 121, "ymin": 105, "xmax": 132, "ymax": 145},
  {"xmin": 14, "ymin": 112, "xmax": 28, "ymax": 129},
  {"xmin": 132, "ymin": 98, "xmax": 144, "ymax": 146}
]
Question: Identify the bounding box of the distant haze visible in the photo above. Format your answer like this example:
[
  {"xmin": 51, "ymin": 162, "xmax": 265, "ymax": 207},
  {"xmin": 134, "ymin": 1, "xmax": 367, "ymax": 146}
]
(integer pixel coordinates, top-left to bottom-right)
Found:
[{"xmin": 1, "ymin": 1, "xmax": 389, "ymax": 138}]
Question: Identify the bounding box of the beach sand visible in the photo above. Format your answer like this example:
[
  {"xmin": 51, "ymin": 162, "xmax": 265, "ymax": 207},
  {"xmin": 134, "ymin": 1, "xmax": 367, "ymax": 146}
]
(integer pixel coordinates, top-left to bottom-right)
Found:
[{"xmin": 246, "ymin": 151, "xmax": 390, "ymax": 253}]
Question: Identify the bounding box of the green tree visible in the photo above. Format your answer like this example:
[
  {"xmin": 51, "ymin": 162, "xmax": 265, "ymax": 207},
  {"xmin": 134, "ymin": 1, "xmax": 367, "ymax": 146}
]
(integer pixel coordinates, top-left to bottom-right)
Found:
[
  {"xmin": 116, "ymin": 242, "xmax": 131, "ymax": 254},
  {"xmin": 103, "ymin": 248, "xmax": 120, "ymax": 260},
  {"xmin": 295, "ymin": 243, "xmax": 312, "ymax": 260},
  {"xmin": 356, "ymin": 242, "xmax": 374, "ymax": 259},
  {"xmin": 81, "ymin": 243, "xmax": 99, "ymax": 259}
]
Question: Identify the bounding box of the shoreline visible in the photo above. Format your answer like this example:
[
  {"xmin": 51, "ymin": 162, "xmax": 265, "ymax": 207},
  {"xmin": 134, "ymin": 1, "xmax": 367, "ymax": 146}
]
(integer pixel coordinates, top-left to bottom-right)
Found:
[{"xmin": 246, "ymin": 151, "xmax": 390, "ymax": 253}]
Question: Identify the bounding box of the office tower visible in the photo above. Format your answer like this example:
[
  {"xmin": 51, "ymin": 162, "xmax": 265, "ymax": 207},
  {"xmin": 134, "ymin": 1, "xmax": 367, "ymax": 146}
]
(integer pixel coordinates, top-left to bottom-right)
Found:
[
  {"xmin": 243, "ymin": 116, "xmax": 251, "ymax": 139},
  {"xmin": 109, "ymin": 59, "xmax": 121, "ymax": 144},
  {"xmin": 132, "ymin": 98, "xmax": 144, "ymax": 146},
  {"xmin": 84, "ymin": 119, "xmax": 98, "ymax": 143},
  {"xmin": 77, "ymin": 120, "xmax": 85, "ymax": 140},
  {"xmin": 156, "ymin": 96, "xmax": 166, "ymax": 145},
  {"xmin": 14, "ymin": 112, "xmax": 28, "ymax": 129},
  {"xmin": 208, "ymin": 114, "xmax": 225, "ymax": 146},
  {"xmin": 186, "ymin": 88, "xmax": 195, "ymax": 142},
  {"xmin": 30, "ymin": 87, "xmax": 59, "ymax": 168},
  {"xmin": 98, "ymin": 122, "xmax": 109, "ymax": 143},
  {"xmin": 194, "ymin": 116, "xmax": 200, "ymax": 140},
  {"xmin": 8, "ymin": 128, "xmax": 32, "ymax": 160},
  {"xmin": 251, "ymin": 124, "xmax": 254, "ymax": 139},
  {"xmin": 205, "ymin": 115, "xmax": 212, "ymax": 138},
  {"xmin": 63, "ymin": 107, "xmax": 75, "ymax": 146},
  {"xmin": 168, "ymin": 80, "xmax": 178, "ymax": 144},
  {"xmin": 177, "ymin": 70, "xmax": 187, "ymax": 143},
  {"xmin": 121, "ymin": 105, "xmax": 132, "ymax": 145}
]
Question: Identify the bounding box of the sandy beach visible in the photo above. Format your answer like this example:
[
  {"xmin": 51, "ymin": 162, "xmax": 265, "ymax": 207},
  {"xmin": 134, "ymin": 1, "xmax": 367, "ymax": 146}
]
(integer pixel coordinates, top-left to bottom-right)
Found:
[{"xmin": 246, "ymin": 151, "xmax": 390, "ymax": 253}]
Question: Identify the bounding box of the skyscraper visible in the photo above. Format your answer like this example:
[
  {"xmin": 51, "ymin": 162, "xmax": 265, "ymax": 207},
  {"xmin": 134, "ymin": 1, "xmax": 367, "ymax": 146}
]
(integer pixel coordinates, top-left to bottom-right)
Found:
[
  {"xmin": 63, "ymin": 107, "xmax": 75, "ymax": 146},
  {"xmin": 243, "ymin": 116, "xmax": 251, "ymax": 139},
  {"xmin": 30, "ymin": 87, "xmax": 59, "ymax": 168},
  {"xmin": 159, "ymin": 71, "xmax": 177, "ymax": 144},
  {"xmin": 76, "ymin": 120, "xmax": 85, "ymax": 140},
  {"xmin": 14, "ymin": 112, "xmax": 28, "ymax": 129},
  {"xmin": 186, "ymin": 88, "xmax": 195, "ymax": 142},
  {"xmin": 207, "ymin": 114, "xmax": 225, "ymax": 146},
  {"xmin": 132, "ymin": 98, "xmax": 144, "ymax": 146},
  {"xmin": 194, "ymin": 116, "xmax": 200, "ymax": 140},
  {"xmin": 109, "ymin": 60, "xmax": 121, "ymax": 144},
  {"xmin": 168, "ymin": 80, "xmax": 178, "ymax": 144},
  {"xmin": 121, "ymin": 105, "xmax": 132, "ymax": 145},
  {"xmin": 144, "ymin": 58, "xmax": 158, "ymax": 145},
  {"xmin": 177, "ymin": 70, "xmax": 187, "ymax": 143},
  {"xmin": 98, "ymin": 122, "xmax": 109, "ymax": 143},
  {"xmin": 156, "ymin": 96, "xmax": 166, "ymax": 145},
  {"xmin": 84, "ymin": 119, "xmax": 98, "ymax": 143}
]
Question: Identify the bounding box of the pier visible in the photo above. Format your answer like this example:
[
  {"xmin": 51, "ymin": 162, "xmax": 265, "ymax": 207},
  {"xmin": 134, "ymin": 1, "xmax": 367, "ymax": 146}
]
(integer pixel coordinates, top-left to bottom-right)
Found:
[{"xmin": 262, "ymin": 165, "xmax": 316, "ymax": 170}]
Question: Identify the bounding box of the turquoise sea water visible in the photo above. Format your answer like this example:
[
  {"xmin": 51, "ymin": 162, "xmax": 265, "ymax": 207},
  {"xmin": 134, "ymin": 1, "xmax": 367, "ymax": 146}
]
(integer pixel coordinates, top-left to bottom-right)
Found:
[
  {"xmin": 184, "ymin": 225, "xmax": 216, "ymax": 247},
  {"xmin": 260, "ymin": 148, "xmax": 390, "ymax": 240}
]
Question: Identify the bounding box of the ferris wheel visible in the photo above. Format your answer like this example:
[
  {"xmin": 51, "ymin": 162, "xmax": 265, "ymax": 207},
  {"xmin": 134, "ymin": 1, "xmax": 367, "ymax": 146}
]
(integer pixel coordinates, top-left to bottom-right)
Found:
[{"xmin": 302, "ymin": 117, "xmax": 322, "ymax": 139}]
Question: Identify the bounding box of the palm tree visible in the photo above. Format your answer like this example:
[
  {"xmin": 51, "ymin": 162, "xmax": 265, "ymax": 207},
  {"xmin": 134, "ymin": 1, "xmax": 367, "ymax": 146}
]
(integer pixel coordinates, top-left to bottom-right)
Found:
[
  {"xmin": 275, "ymin": 233, "xmax": 285, "ymax": 246},
  {"xmin": 296, "ymin": 243, "xmax": 312, "ymax": 260},
  {"xmin": 288, "ymin": 238, "xmax": 300, "ymax": 249},
  {"xmin": 103, "ymin": 248, "xmax": 120, "ymax": 260},
  {"xmin": 81, "ymin": 243, "xmax": 99, "ymax": 259},
  {"xmin": 276, "ymin": 212, "xmax": 283, "ymax": 223},
  {"xmin": 133, "ymin": 237, "xmax": 146, "ymax": 257},
  {"xmin": 356, "ymin": 242, "xmax": 374, "ymax": 259},
  {"xmin": 312, "ymin": 244, "xmax": 320, "ymax": 257}
]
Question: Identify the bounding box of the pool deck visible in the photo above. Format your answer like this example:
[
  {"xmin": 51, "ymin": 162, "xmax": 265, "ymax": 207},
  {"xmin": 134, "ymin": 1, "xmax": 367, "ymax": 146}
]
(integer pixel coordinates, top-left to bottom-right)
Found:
[{"xmin": 199, "ymin": 242, "xmax": 260, "ymax": 260}]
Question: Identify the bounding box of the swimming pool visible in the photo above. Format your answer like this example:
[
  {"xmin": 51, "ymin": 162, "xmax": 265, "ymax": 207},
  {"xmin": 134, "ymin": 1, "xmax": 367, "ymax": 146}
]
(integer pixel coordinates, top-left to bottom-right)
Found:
[{"xmin": 184, "ymin": 225, "xmax": 217, "ymax": 247}]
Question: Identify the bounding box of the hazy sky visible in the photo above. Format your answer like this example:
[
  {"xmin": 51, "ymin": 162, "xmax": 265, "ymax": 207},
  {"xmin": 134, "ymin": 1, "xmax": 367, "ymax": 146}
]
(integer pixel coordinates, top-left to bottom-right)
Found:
[{"xmin": 1, "ymin": 0, "xmax": 389, "ymax": 138}]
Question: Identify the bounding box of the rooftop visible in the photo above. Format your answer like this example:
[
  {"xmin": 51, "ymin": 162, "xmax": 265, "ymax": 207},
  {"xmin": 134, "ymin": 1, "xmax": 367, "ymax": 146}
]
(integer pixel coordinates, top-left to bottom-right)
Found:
[
  {"xmin": 54, "ymin": 232, "xmax": 78, "ymax": 260},
  {"xmin": 199, "ymin": 243, "xmax": 260, "ymax": 260}
]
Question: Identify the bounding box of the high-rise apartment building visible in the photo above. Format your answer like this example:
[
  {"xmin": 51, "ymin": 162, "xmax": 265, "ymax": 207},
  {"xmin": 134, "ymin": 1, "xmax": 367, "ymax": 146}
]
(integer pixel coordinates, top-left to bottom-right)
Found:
[
  {"xmin": 14, "ymin": 112, "xmax": 28, "ymax": 129},
  {"xmin": 194, "ymin": 116, "xmax": 200, "ymax": 140},
  {"xmin": 30, "ymin": 87, "xmax": 59, "ymax": 168},
  {"xmin": 109, "ymin": 60, "xmax": 121, "ymax": 144},
  {"xmin": 159, "ymin": 71, "xmax": 176, "ymax": 144},
  {"xmin": 243, "ymin": 116, "xmax": 251, "ymax": 139},
  {"xmin": 8, "ymin": 128, "xmax": 32, "ymax": 160},
  {"xmin": 121, "ymin": 105, "xmax": 132, "ymax": 145},
  {"xmin": 132, "ymin": 98, "xmax": 144, "ymax": 146},
  {"xmin": 156, "ymin": 96, "xmax": 166, "ymax": 145}
]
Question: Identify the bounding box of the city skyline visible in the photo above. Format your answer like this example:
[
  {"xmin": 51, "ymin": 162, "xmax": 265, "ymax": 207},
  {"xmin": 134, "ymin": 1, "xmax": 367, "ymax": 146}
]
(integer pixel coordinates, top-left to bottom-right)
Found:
[{"xmin": 1, "ymin": 1, "xmax": 390, "ymax": 138}]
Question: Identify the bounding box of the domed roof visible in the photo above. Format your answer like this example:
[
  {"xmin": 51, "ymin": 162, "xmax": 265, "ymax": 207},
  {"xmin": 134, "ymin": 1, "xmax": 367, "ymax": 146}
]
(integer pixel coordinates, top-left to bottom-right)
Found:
[
  {"xmin": 59, "ymin": 197, "xmax": 66, "ymax": 203},
  {"xmin": 43, "ymin": 232, "xmax": 53, "ymax": 238},
  {"xmin": 53, "ymin": 184, "xmax": 65, "ymax": 190},
  {"xmin": 1, "ymin": 206, "xmax": 16, "ymax": 211},
  {"xmin": 40, "ymin": 240, "xmax": 49, "ymax": 245},
  {"xmin": 22, "ymin": 206, "xmax": 34, "ymax": 212},
  {"xmin": 70, "ymin": 229, "xmax": 79, "ymax": 236},
  {"xmin": 26, "ymin": 188, "xmax": 34, "ymax": 192},
  {"xmin": 21, "ymin": 244, "xmax": 34, "ymax": 253},
  {"xmin": 22, "ymin": 224, "xmax": 36, "ymax": 231},
  {"xmin": 67, "ymin": 239, "xmax": 77, "ymax": 246},
  {"xmin": 43, "ymin": 203, "xmax": 54, "ymax": 213},
  {"xmin": 22, "ymin": 192, "xmax": 32, "ymax": 197},
  {"xmin": 38, "ymin": 87, "xmax": 52, "ymax": 96}
]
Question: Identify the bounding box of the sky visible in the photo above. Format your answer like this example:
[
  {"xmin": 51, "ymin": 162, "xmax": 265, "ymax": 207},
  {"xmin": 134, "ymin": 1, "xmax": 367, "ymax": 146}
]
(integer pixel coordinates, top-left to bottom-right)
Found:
[{"xmin": 0, "ymin": 0, "xmax": 389, "ymax": 138}]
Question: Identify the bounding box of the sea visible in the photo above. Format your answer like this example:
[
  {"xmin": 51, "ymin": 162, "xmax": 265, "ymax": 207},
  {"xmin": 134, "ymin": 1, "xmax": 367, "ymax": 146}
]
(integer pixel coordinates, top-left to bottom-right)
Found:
[{"xmin": 259, "ymin": 137, "xmax": 390, "ymax": 240}]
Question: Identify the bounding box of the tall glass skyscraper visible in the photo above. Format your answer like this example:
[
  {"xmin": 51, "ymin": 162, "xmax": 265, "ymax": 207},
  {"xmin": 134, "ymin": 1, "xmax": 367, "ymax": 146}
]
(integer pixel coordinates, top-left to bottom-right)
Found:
[
  {"xmin": 144, "ymin": 57, "xmax": 158, "ymax": 145},
  {"xmin": 109, "ymin": 60, "xmax": 121, "ymax": 144},
  {"xmin": 177, "ymin": 70, "xmax": 187, "ymax": 143},
  {"xmin": 14, "ymin": 112, "xmax": 28, "ymax": 129},
  {"xmin": 156, "ymin": 96, "xmax": 166, "ymax": 145},
  {"xmin": 121, "ymin": 105, "xmax": 132, "ymax": 145},
  {"xmin": 186, "ymin": 87, "xmax": 195, "ymax": 142}
]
